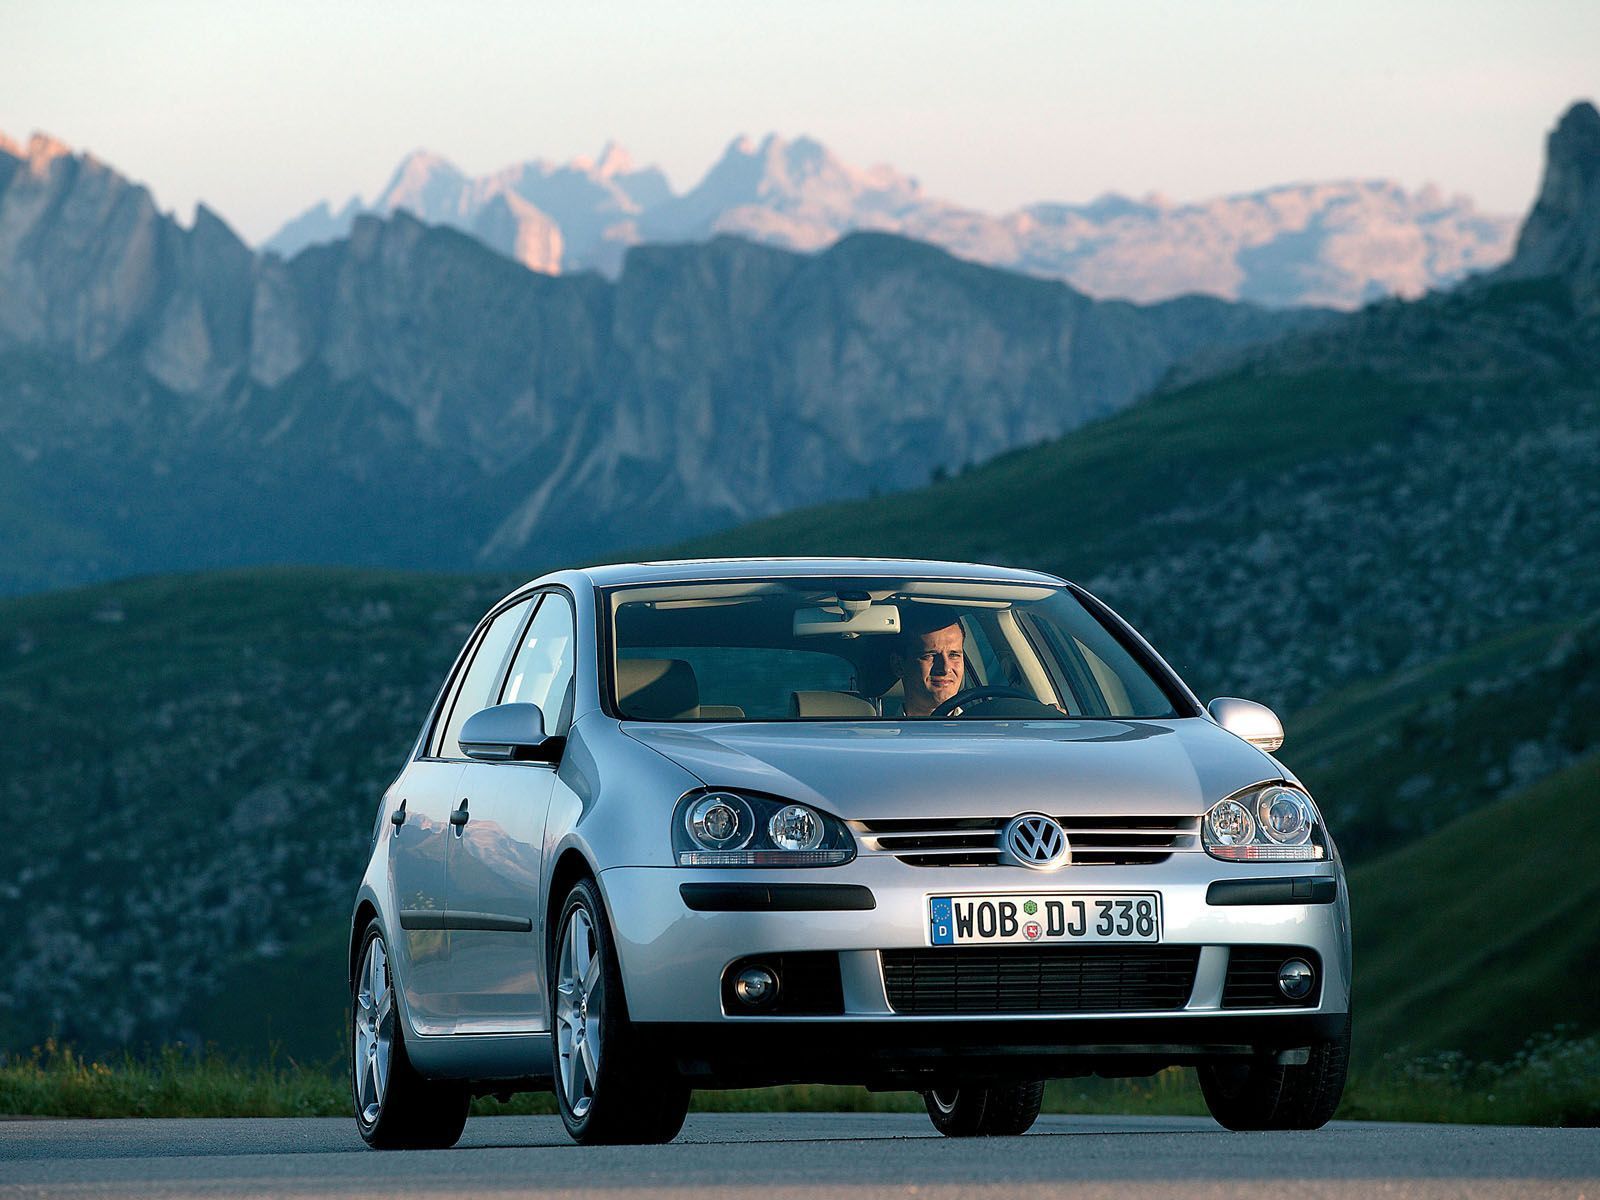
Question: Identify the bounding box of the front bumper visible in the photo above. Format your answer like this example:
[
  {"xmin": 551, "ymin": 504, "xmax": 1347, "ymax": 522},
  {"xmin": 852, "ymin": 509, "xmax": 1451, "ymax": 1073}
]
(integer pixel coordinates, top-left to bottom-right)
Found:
[
  {"xmin": 598, "ymin": 854, "xmax": 1352, "ymax": 1026},
  {"xmin": 648, "ymin": 1012, "xmax": 1351, "ymax": 1087}
]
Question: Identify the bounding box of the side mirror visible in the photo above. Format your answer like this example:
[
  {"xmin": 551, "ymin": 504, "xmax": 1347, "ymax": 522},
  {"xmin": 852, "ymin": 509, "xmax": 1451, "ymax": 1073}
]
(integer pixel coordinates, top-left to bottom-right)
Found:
[
  {"xmin": 1208, "ymin": 696, "xmax": 1285, "ymax": 753},
  {"xmin": 459, "ymin": 702, "xmax": 551, "ymax": 762}
]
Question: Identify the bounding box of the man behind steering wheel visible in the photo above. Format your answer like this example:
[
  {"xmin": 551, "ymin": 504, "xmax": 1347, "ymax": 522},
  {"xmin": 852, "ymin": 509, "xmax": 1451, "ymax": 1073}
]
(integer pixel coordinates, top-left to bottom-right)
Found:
[
  {"xmin": 889, "ymin": 609, "xmax": 968, "ymax": 717},
  {"xmin": 887, "ymin": 604, "xmax": 1067, "ymax": 718}
]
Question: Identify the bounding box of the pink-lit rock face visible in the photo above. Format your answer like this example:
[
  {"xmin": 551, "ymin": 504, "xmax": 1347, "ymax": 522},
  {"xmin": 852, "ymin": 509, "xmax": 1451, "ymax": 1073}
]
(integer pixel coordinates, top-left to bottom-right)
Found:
[{"xmin": 264, "ymin": 132, "xmax": 1517, "ymax": 310}]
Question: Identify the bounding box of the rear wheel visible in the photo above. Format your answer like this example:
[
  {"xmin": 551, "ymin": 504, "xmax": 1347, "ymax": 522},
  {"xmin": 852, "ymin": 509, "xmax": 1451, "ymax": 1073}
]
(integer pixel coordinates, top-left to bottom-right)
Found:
[
  {"xmin": 923, "ymin": 1081, "xmax": 1045, "ymax": 1136},
  {"xmin": 352, "ymin": 924, "xmax": 470, "ymax": 1149},
  {"xmin": 551, "ymin": 878, "xmax": 690, "ymax": 1144},
  {"xmin": 1198, "ymin": 1014, "xmax": 1351, "ymax": 1131}
]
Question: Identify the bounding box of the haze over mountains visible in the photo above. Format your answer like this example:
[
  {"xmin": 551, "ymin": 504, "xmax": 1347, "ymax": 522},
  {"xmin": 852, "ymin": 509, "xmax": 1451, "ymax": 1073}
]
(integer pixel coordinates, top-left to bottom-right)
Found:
[
  {"xmin": 0, "ymin": 130, "xmax": 1322, "ymax": 594},
  {"xmin": 265, "ymin": 133, "xmax": 1517, "ymax": 311}
]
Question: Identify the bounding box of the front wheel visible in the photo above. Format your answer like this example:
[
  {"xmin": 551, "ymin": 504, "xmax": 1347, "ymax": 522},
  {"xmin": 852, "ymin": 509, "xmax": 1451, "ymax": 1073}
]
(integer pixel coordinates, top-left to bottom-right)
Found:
[
  {"xmin": 1198, "ymin": 1014, "xmax": 1351, "ymax": 1131},
  {"xmin": 923, "ymin": 1081, "xmax": 1045, "ymax": 1136},
  {"xmin": 551, "ymin": 878, "xmax": 690, "ymax": 1144},
  {"xmin": 351, "ymin": 924, "xmax": 469, "ymax": 1149}
]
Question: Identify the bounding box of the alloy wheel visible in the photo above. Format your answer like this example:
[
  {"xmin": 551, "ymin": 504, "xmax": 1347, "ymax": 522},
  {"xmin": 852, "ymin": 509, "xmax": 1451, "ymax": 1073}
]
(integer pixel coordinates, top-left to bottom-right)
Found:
[
  {"xmin": 555, "ymin": 905, "xmax": 603, "ymax": 1118},
  {"xmin": 354, "ymin": 935, "xmax": 395, "ymax": 1126}
]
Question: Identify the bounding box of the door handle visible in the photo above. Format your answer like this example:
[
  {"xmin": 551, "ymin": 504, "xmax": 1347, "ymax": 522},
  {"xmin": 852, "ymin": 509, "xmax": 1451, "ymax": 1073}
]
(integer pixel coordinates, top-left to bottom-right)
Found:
[
  {"xmin": 390, "ymin": 799, "xmax": 407, "ymax": 829},
  {"xmin": 450, "ymin": 799, "xmax": 470, "ymax": 833}
]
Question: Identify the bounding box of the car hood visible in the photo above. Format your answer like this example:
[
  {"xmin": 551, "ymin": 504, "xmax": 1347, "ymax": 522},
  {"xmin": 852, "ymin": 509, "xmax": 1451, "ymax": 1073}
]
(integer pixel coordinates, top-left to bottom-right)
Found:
[{"xmin": 621, "ymin": 718, "xmax": 1279, "ymax": 820}]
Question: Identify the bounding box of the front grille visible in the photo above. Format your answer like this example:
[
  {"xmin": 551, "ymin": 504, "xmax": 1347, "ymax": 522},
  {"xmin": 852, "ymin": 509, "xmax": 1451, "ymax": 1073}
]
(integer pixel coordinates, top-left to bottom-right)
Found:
[
  {"xmin": 852, "ymin": 814, "xmax": 1201, "ymax": 867},
  {"xmin": 1222, "ymin": 946, "xmax": 1323, "ymax": 1009},
  {"xmin": 881, "ymin": 945, "xmax": 1200, "ymax": 1015}
]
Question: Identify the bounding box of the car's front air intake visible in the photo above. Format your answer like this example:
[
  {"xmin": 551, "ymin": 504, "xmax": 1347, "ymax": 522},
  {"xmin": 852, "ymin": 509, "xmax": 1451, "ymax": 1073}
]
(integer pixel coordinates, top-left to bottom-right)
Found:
[
  {"xmin": 851, "ymin": 815, "xmax": 1201, "ymax": 866},
  {"xmin": 880, "ymin": 945, "xmax": 1201, "ymax": 1014}
]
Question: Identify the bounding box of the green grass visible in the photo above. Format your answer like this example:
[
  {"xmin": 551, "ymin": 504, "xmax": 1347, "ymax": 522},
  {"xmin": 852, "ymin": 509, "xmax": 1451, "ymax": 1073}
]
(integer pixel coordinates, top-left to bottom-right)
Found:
[
  {"xmin": 1286, "ymin": 612, "xmax": 1600, "ymax": 856},
  {"xmin": 0, "ymin": 1042, "xmax": 347, "ymax": 1119},
  {"xmin": 8, "ymin": 1036, "xmax": 1597, "ymax": 1125},
  {"xmin": 1340, "ymin": 1031, "xmax": 1600, "ymax": 1126},
  {"xmin": 1348, "ymin": 754, "xmax": 1600, "ymax": 1062}
]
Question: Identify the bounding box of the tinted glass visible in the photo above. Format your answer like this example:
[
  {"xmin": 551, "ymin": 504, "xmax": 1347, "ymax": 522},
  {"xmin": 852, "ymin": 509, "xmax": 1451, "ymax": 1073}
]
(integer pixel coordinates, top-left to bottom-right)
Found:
[
  {"xmin": 434, "ymin": 598, "xmax": 533, "ymax": 756},
  {"xmin": 501, "ymin": 593, "xmax": 577, "ymax": 732},
  {"xmin": 608, "ymin": 578, "xmax": 1182, "ymax": 721}
]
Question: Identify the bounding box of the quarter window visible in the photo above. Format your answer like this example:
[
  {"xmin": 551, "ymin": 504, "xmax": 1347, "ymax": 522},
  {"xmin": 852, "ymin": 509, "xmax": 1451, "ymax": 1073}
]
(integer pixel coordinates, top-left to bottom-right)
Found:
[{"xmin": 501, "ymin": 594, "xmax": 577, "ymax": 733}]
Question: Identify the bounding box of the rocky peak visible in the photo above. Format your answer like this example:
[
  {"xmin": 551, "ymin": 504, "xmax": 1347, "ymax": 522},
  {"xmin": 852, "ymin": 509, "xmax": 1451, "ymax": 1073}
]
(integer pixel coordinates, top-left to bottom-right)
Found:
[
  {"xmin": 590, "ymin": 141, "xmax": 635, "ymax": 178},
  {"xmin": 1503, "ymin": 100, "xmax": 1600, "ymax": 310},
  {"xmin": 24, "ymin": 132, "xmax": 74, "ymax": 174},
  {"xmin": 373, "ymin": 149, "xmax": 468, "ymax": 219}
]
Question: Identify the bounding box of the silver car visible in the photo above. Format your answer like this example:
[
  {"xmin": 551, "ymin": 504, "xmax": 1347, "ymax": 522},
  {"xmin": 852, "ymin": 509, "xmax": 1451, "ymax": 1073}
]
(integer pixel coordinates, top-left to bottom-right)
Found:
[{"xmin": 348, "ymin": 559, "xmax": 1352, "ymax": 1147}]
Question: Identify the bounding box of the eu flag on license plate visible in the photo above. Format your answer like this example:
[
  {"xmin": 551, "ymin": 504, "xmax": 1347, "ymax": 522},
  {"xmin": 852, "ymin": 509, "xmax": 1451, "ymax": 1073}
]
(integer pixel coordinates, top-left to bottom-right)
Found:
[{"xmin": 930, "ymin": 897, "xmax": 954, "ymax": 945}]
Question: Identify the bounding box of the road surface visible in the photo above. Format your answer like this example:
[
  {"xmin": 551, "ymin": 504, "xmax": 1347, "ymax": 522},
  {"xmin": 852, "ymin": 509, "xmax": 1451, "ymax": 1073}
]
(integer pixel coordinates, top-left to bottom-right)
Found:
[{"xmin": 3, "ymin": 1113, "xmax": 1596, "ymax": 1198}]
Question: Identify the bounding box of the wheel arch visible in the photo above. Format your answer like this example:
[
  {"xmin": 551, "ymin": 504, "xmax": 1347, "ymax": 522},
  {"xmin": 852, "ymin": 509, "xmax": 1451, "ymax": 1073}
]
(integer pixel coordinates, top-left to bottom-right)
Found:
[
  {"xmin": 350, "ymin": 898, "xmax": 381, "ymax": 985},
  {"xmin": 545, "ymin": 846, "xmax": 600, "ymax": 944}
]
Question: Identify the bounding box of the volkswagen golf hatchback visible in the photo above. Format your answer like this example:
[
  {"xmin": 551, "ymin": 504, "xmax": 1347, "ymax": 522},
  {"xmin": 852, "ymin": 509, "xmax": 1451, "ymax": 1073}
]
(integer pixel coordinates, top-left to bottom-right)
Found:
[{"xmin": 349, "ymin": 559, "xmax": 1352, "ymax": 1146}]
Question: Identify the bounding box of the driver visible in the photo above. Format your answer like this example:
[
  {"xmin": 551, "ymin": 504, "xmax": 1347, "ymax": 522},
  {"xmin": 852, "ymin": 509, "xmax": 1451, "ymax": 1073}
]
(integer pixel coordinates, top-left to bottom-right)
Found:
[{"xmin": 890, "ymin": 612, "xmax": 967, "ymax": 717}]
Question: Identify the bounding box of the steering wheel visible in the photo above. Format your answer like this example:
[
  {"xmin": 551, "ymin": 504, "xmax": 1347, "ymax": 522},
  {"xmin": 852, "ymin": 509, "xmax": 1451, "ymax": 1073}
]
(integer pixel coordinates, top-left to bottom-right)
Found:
[{"xmin": 929, "ymin": 685, "xmax": 1040, "ymax": 718}]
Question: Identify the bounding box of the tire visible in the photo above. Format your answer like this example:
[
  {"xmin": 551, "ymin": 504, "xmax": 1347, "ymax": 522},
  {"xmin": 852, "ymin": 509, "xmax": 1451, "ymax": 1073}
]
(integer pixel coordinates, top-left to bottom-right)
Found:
[
  {"xmin": 923, "ymin": 1081, "xmax": 1045, "ymax": 1137},
  {"xmin": 551, "ymin": 878, "xmax": 690, "ymax": 1145},
  {"xmin": 351, "ymin": 923, "xmax": 470, "ymax": 1149},
  {"xmin": 1198, "ymin": 1014, "xmax": 1352, "ymax": 1131}
]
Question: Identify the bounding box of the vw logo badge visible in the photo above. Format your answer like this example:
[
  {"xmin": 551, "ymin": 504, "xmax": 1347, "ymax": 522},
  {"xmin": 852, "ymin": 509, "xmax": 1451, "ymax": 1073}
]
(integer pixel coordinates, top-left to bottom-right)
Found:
[{"xmin": 1002, "ymin": 814, "xmax": 1071, "ymax": 870}]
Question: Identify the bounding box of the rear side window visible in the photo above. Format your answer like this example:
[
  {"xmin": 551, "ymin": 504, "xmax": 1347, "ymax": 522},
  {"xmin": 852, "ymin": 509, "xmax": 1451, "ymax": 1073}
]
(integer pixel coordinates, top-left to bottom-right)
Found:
[{"xmin": 433, "ymin": 598, "xmax": 533, "ymax": 758}]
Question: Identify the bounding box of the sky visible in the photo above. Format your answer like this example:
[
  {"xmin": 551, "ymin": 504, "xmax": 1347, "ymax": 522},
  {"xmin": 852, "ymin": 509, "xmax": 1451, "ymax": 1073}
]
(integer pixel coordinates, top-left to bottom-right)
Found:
[{"xmin": 3, "ymin": 0, "xmax": 1597, "ymax": 244}]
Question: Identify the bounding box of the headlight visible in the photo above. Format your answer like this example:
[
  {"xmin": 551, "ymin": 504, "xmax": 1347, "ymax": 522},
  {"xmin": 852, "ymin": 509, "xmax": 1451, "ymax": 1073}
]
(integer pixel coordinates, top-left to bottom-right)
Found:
[
  {"xmin": 674, "ymin": 791, "xmax": 855, "ymax": 866},
  {"xmin": 768, "ymin": 804, "xmax": 825, "ymax": 851},
  {"xmin": 688, "ymin": 794, "xmax": 753, "ymax": 850},
  {"xmin": 1202, "ymin": 784, "xmax": 1326, "ymax": 861}
]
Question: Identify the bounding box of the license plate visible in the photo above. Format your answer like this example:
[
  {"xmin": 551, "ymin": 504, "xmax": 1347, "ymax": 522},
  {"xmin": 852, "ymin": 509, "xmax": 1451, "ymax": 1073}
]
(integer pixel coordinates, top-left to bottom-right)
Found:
[{"xmin": 929, "ymin": 893, "xmax": 1161, "ymax": 946}]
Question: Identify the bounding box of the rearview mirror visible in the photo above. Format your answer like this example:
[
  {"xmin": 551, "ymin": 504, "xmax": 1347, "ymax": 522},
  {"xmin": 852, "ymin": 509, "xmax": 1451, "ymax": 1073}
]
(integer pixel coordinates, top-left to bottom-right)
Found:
[
  {"xmin": 793, "ymin": 602, "xmax": 901, "ymax": 637},
  {"xmin": 459, "ymin": 702, "xmax": 552, "ymax": 762},
  {"xmin": 1208, "ymin": 696, "xmax": 1285, "ymax": 753}
]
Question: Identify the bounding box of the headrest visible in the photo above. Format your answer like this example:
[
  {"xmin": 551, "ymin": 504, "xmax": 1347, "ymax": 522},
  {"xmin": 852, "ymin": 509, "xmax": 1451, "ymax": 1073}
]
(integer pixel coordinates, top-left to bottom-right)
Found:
[
  {"xmin": 791, "ymin": 690, "xmax": 877, "ymax": 718},
  {"xmin": 616, "ymin": 658, "xmax": 699, "ymax": 719}
]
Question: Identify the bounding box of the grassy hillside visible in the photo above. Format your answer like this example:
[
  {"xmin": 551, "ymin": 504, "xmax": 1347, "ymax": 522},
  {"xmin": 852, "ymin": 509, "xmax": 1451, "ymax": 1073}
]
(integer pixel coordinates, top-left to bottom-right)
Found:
[
  {"xmin": 0, "ymin": 567, "xmax": 515, "ymax": 1054},
  {"xmin": 661, "ymin": 281, "xmax": 1600, "ymax": 720},
  {"xmin": 3, "ymin": 571, "xmax": 1596, "ymax": 1067},
  {"xmin": 1350, "ymin": 753, "xmax": 1600, "ymax": 1061},
  {"xmin": 1286, "ymin": 613, "xmax": 1599, "ymax": 854}
]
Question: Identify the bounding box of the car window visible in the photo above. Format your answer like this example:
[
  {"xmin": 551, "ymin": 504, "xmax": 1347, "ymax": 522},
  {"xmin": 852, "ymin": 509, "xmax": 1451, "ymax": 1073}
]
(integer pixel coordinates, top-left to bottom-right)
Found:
[
  {"xmin": 607, "ymin": 578, "xmax": 1182, "ymax": 721},
  {"xmin": 501, "ymin": 593, "xmax": 576, "ymax": 733},
  {"xmin": 434, "ymin": 598, "xmax": 533, "ymax": 758},
  {"xmin": 618, "ymin": 645, "xmax": 856, "ymax": 719}
]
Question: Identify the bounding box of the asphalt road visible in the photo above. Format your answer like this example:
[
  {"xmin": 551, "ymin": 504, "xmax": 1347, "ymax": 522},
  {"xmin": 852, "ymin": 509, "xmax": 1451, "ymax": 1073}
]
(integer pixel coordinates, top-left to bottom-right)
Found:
[{"xmin": 2, "ymin": 1113, "xmax": 1597, "ymax": 1199}]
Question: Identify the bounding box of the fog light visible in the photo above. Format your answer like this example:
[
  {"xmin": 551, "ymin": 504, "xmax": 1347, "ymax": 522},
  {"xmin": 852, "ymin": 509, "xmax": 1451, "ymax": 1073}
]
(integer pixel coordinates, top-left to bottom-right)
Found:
[
  {"xmin": 733, "ymin": 965, "xmax": 778, "ymax": 1008},
  {"xmin": 1277, "ymin": 958, "xmax": 1315, "ymax": 1000}
]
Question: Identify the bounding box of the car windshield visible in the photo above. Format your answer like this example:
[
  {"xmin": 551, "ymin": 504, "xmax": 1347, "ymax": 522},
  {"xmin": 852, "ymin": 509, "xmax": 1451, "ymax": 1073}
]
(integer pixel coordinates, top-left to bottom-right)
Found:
[{"xmin": 606, "ymin": 577, "xmax": 1183, "ymax": 722}]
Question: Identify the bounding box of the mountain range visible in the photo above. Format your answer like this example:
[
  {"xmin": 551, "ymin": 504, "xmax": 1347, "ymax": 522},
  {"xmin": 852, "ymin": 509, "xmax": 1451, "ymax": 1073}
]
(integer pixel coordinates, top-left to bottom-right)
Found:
[
  {"xmin": 0, "ymin": 131, "xmax": 1323, "ymax": 594},
  {"xmin": 264, "ymin": 134, "xmax": 1517, "ymax": 311},
  {"xmin": 1, "ymin": 100, "xmax": 1594, "ymax": 1064}
]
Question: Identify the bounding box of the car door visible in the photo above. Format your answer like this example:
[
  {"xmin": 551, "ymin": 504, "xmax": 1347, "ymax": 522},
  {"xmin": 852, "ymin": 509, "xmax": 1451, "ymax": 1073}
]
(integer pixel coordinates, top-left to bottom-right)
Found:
[
  {"xmin": 389, "ymin": 596, "xmax": 532, "ymax": 1034},
  {"xmin": 448, "ymin": 591, "xmax": 576, "ymax": 1033}
]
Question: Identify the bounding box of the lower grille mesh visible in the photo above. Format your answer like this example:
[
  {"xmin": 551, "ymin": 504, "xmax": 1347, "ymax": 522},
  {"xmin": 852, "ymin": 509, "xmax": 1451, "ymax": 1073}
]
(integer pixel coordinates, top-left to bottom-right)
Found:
[{"xmin": 881, "ymin": 946, "xmax": 1200, "ymax": 1015}]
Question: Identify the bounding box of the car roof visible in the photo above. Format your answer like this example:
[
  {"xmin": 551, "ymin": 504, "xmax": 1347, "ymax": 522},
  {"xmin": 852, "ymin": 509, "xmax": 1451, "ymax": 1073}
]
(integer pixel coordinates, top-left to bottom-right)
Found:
[{"xmin": 554, "ymin": 557, "xmax": 1067, "ymax": 589}]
